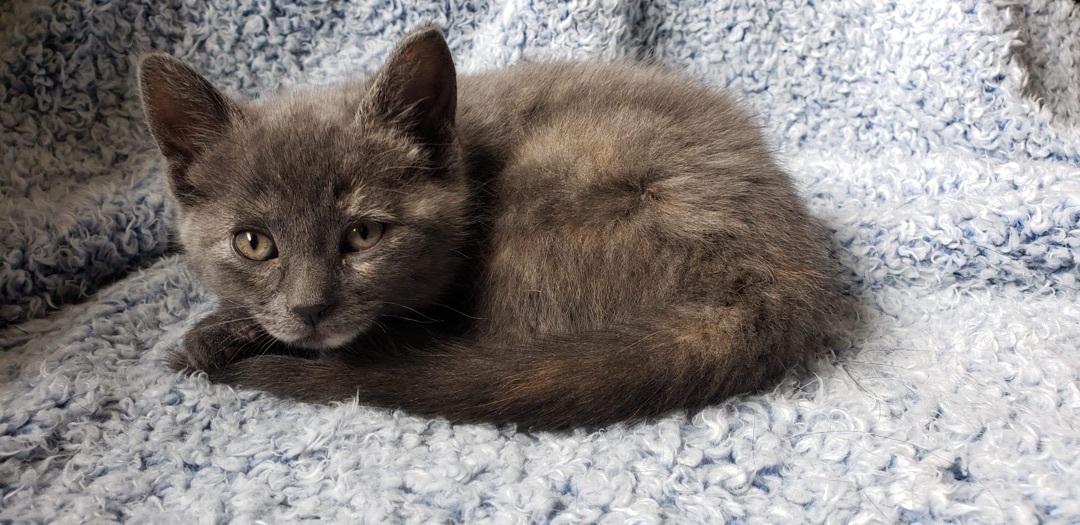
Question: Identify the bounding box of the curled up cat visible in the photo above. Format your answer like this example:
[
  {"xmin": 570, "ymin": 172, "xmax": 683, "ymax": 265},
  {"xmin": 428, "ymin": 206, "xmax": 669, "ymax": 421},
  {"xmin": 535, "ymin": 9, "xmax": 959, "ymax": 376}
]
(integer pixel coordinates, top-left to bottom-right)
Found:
[{"xmin": 140, "ymin": 26, "xmax": 849, "ymax": 430}]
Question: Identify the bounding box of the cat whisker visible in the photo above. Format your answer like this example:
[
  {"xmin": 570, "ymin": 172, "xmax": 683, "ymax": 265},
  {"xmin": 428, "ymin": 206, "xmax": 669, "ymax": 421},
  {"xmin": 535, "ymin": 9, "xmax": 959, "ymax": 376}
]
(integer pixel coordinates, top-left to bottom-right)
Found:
[
  {"xmin": 383, "ymin": 165, "xmax": 442, "ymax": 171},
  {"xmin": 381, "ymin": 314, "xmax": 440, "ymax": 325},
  {"xmin": 431, "ymin": 302, "xmax": 488, "ymax": 321},
  {"xmin": 251, "ymin": 336, "xmax": 279, "ymax": 360},
  {"xmin": 186, "ymin": 316, "xmax": 262, "ymax": 334},
  {"xmin": 382, "ymin": 301, "xmax": 441, "ymax": 323},
  {"xmin": 372, "ymin": 321, "xmax": 389, "ymax": 335}
]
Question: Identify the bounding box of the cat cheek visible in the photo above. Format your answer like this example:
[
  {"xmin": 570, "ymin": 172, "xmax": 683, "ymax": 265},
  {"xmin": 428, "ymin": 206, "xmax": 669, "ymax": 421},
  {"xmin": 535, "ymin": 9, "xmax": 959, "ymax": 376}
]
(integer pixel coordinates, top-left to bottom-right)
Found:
[
  {"xmin": 258, "ymin": 317, "xmax": 301, "ymax": 345},
  {"xmin": 343, "ymin": 257, "xmax": 378, "ymax": 276}
]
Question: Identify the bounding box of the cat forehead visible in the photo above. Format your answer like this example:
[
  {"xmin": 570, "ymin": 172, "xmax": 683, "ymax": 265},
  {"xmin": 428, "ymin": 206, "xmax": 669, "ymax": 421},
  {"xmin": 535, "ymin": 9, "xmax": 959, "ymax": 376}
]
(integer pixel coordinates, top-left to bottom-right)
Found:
[
  {"xmin": 258, "ymin": 85, "xmax": 365, "ymax": 121},
  {"xmin": 228, "ymin": 121, "xmax": 421, "ymax": 187},
  {"xmin": 245, "ymin": 101, "xmax": 422, "ymax": 159},
  {"xmin": 203, "ymin": 89, "xmax": 429, "ymax": 215},
  {"xmin": 211, "ymin": 182, "xmax": 392, "ymax": 233},
  {"xmin": 228, "ymin": 157, "xmax": 415, "ymax": 220}
]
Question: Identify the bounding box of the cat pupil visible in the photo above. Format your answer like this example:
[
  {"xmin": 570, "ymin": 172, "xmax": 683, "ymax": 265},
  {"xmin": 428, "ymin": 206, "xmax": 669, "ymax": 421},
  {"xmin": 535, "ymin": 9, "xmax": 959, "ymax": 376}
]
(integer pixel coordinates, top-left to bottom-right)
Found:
[{"xmin": 356, "ymin": 225, "xmax": 368, "ymax": 239}]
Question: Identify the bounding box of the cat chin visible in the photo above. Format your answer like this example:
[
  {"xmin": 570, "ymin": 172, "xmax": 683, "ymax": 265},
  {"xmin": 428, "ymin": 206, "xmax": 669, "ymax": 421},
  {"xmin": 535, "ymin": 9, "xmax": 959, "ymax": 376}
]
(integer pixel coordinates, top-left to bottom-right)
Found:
[{"xmin": 270, "ymin": 327, "xmax": 358, "ymax": 350}]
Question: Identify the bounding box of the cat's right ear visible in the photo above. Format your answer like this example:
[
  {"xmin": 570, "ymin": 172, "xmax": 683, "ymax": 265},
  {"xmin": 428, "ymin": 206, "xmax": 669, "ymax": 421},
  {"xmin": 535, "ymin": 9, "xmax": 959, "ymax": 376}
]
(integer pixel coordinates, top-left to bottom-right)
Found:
[
  {"xmin": 138, "ymin": 53, "xmax": 240, "ymax": 204},
  {"xmin": 366, "ymin": 26, "xmax": 457, "ymax": 158}
]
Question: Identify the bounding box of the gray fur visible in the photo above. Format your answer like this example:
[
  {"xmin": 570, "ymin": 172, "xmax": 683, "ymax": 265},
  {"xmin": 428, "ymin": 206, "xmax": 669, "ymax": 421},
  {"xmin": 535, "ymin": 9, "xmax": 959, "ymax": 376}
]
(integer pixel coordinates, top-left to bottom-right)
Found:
[{"xmin": 140, "ymin": 26, "xmax": 849, "ymax": 430}]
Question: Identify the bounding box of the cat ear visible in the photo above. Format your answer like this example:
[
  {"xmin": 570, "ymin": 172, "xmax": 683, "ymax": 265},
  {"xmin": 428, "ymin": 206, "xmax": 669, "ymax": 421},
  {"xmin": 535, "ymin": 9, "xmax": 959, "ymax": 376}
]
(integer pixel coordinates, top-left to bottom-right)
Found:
[
  {"xmin": 367, "ymin": 26, "xmax": 457, "ymax": 155},
  {"xmin": 138, "ymin": 53, "xmax": 240, "ymax": 203}
]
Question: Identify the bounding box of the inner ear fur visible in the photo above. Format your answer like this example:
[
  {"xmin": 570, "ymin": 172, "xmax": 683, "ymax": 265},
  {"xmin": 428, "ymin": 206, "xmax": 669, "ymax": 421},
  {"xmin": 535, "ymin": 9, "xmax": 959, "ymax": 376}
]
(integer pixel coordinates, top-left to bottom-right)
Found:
[
  {"xmin": 138, "ymin": 53, "xmax": 241, "ymax": 203},
  {"xmin": 367, "ymin": 26, "xmax": 458, "ymax": 154}
]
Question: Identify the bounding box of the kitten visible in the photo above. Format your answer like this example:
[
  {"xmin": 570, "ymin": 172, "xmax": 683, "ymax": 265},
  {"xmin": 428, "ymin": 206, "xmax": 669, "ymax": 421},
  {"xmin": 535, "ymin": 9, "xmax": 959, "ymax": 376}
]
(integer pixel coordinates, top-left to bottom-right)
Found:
[{"xmin": 140, "ymin": 26, "xmax": 848, "ymax": 430}]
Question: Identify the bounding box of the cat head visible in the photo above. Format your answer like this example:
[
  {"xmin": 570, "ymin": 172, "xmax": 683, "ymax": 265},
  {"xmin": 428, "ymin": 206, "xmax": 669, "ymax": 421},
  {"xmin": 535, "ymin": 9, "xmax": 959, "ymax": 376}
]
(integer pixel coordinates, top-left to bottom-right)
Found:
[{"xmin": 139, "ymin": 26, "xmax": 470, "ymax": 349}]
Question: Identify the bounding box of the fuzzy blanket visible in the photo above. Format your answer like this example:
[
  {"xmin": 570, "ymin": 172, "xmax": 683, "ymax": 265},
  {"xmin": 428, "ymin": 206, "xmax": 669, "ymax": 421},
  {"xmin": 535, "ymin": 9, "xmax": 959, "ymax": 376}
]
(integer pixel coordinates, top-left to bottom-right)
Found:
[{"xmin": 3, "ymin": 0, "xmax": 1079, "ymax": 522}]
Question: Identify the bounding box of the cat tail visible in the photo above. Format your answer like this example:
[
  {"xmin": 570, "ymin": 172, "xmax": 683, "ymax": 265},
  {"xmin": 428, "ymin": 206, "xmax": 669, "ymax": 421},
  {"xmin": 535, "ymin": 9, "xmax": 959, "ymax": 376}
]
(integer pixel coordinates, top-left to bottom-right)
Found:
[{"xmin": 213, "ymin": 304, "xmax": 828, "ymax": 430}]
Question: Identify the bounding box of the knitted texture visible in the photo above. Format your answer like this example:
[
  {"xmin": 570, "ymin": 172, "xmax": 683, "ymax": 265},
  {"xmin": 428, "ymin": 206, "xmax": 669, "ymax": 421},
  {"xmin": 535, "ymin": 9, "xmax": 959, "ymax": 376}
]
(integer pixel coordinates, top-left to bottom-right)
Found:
[{"xmin": 2, "ymin": 0, "xmax": 1078, "ymax": 522}]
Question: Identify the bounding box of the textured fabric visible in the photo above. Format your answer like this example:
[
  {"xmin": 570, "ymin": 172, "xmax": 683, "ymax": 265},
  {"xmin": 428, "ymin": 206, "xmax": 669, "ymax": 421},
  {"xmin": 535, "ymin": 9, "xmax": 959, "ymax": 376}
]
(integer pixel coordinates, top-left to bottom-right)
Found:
[{"xmin": 2, "ymin": 0, "xmax": 1079, "ymax": 522}]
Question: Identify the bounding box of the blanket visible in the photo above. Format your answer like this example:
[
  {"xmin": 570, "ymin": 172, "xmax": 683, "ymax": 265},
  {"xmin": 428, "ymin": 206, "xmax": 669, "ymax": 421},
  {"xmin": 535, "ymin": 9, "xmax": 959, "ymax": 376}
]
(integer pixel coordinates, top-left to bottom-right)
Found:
[{"xmin": 2, "ymin": 0, "xmax": 1079, "ymax": 522}]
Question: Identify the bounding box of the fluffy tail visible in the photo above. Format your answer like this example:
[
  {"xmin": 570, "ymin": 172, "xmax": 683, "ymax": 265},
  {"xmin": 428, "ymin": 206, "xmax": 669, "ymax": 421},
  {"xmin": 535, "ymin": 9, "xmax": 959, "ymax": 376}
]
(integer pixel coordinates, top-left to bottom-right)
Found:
[{"xmin": 214, "ymin": 304, "xmax": 828, "ymax": 430}]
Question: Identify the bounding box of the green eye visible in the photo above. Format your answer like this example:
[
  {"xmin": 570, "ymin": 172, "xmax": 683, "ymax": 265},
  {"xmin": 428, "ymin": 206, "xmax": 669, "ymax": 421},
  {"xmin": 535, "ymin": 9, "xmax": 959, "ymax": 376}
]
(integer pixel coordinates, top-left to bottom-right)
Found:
[
  {"xmin": 343, "ymin": 221, "xmax": 385, "ymax": 252},
  {"xmin": 233, "ymin": 230, "xmax": 278, "ymax": 261}
]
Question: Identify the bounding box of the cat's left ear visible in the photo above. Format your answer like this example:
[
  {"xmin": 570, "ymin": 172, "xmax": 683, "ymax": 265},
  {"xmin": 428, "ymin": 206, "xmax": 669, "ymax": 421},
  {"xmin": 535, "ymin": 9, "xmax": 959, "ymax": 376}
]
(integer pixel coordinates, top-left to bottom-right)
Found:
[
  {"xmin": 367, "ymin": 26, "xmax": 457, "ymax": 155},
  {"xmin": 138, "ymin": 53, "xmax": 242, "ymax": 205}
]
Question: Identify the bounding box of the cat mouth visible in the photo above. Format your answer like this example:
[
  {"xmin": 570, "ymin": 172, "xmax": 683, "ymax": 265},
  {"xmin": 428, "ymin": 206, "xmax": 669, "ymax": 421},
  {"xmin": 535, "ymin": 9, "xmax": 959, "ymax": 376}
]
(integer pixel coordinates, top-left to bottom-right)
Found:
[
  {"xmin": 304, "ymin": 329, "xmax": 356, "ymax": 349},
  {"xmin": 258, "ymin": 310, "xmax": 373, "ymax": 350},
  {"xmin": 275, "ymin": 325, "xmax": 357, "ymax": 350}
]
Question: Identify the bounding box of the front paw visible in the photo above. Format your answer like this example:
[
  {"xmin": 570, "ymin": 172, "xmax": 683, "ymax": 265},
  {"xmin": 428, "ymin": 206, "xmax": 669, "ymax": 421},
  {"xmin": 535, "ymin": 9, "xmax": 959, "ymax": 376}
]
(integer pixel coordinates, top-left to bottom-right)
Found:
[{"xmin": 169, "ymin": 309, "xmax": 270, "ymax": 374}]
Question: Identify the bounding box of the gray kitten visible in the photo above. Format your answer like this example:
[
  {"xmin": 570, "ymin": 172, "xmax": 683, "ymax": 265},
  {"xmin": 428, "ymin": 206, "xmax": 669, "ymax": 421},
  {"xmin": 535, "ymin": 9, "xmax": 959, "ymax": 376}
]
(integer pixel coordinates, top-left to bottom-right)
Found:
[{"xmin": 140, "ymin": 27, "xmax": 848, "ymax": 430}]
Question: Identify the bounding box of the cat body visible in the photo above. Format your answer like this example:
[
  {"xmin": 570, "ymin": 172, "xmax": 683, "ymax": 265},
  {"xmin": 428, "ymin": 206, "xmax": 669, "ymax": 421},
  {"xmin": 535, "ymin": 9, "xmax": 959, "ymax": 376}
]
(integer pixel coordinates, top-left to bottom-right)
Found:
[{"xmin": 141, "ymin": 27, "xmax": 845, "ymax": 429}]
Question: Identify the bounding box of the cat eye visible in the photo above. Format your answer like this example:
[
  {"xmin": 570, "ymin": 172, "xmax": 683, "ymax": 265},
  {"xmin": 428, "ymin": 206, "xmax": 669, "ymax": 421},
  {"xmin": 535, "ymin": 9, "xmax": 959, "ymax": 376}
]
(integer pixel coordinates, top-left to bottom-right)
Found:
[
  {"xmin": 233, "ymin": 230, "xmax": 278, "ymax": 261},
  {"xmin": 343, "ymin": 221, "xmax": 385, "ymax": 252}
]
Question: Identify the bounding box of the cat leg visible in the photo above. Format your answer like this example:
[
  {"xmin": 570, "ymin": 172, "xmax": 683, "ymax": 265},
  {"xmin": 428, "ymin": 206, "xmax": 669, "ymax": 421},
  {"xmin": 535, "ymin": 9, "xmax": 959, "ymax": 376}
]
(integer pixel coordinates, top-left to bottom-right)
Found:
[
  {"xmin": 207, "ymin": 356, "xmax": 356, "ymax": 402},
  {"xmin": 196, "ymin": 304, "xmax": 810, "ymax": 429},
  {"xmin": 169, "ymin": 308, "xmax": 282, "ymax": 374}
]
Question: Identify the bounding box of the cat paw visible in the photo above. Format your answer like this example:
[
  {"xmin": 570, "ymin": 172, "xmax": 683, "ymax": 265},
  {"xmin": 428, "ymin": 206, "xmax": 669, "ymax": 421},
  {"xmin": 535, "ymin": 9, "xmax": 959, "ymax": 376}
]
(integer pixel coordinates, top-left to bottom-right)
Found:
[
  {"xmin": 170, "ymin": 310, "xmax": 270, "ymax": 373},
  {"xmin": 206, "ymin": 355, "xmax": 345, "ymax": 402}
]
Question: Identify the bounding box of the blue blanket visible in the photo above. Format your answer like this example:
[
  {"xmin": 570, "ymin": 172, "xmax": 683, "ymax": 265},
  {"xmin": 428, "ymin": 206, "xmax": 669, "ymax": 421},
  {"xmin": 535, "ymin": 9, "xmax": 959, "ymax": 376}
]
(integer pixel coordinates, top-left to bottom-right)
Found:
[{"xmin": 3, "ymin": 0, "xmax": 1079, "ymax": 522}]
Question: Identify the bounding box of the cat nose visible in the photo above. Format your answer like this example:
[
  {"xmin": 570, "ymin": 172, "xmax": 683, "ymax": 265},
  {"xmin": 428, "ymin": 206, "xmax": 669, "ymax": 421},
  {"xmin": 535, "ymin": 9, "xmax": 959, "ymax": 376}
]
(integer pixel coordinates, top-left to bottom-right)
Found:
[{"xmin": 291, "ymin": 302, "xmax": 330, "ymax": 326}]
